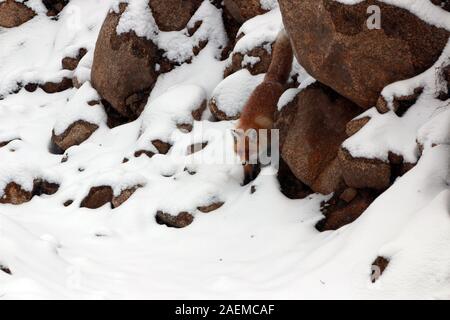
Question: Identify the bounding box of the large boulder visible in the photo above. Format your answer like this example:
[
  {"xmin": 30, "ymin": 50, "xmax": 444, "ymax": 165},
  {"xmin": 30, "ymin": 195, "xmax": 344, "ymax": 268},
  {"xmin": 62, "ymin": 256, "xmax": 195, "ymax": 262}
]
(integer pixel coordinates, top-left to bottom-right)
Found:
[
  {"xmin": 0, "ymin": 0, "xmax": 35, "ymax": 28},
  {"xmin": 91, "ymin": 3, "xmax": 159, "ymax": 120},
  {"xmin": 275, "ymin": 83, "xmax": 361, "ymax": 195},
  {"xmin": 279, "ymin": 0, "xmax": 449, "ymax": 109}
]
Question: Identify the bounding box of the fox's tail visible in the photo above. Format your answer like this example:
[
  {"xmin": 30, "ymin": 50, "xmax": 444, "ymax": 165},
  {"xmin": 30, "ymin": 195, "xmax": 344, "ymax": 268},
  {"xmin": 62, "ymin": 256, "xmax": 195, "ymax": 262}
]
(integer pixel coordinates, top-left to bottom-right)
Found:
[{"xmin": 264, "ymin": 29, "xmax": 294, "ymax": 84}]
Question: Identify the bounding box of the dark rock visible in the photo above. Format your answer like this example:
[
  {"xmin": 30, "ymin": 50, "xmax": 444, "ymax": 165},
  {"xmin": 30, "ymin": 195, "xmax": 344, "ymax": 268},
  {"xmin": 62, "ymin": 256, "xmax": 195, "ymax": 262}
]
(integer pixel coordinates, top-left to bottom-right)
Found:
[
  {"xmin": 80, "ymin": 186, "xmax": 113, "ymax": 209},
  {"xmin": 156, "ymin": 211, "xmax": 194, "ymax": 228},
  {"xmin": 43, "ymin": 0, "xmax": 69, "ymax": 16},
  {"xmin": 52, "ymin": 120, "xmax": 98, "ymax": 152},
  {"xmin": 62, "ymin": 48, "xmax": 87, "ymax": 71},
  {"xmin": 40, "ymin": 77, "xmax": 73, "ymax": 93},
  {"xmin": 224, "ymin": 0, "xmax": 268, "ymax": 24},
  {"xmin": 0, "ymin": 182, "xmax": 32, "ymax": 205},
  {"xmin": 111, "ymin": 186, "xmax": 141, "ymax": 208},
  {"xmin": 316, "ymin": 189, "xmax": 376, "ymax": 231},
  {"xmin": 197, "ymin": 201, "xmax": 224, "ymax": 213}
]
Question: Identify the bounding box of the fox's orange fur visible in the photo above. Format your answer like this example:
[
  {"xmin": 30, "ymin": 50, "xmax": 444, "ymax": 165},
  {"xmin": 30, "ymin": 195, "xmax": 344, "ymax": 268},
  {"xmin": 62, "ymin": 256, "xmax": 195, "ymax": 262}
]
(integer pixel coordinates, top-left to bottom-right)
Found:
[{"xmin": 233, "ymin": 30, "xmax": 293, "ymax": 182}]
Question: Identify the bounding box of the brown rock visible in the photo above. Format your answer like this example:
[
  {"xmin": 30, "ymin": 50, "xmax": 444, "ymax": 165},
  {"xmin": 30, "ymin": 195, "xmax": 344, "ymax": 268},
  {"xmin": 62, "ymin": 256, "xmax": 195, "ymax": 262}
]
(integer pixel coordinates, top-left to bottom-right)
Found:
[
  {"xmin": 0, "ymin": 182, "xmax": 32, "ymax": 205},
  {"xmin": 149, "ymin": 0, "xmax": 203, "ymax": 31},
  {"xmin": 0, "ymin": 0, "xmax": 35, "ymax": 28},
  {"xmin": 376, "ymin": 87, "xmax": 423, "ymax": 116},
  {"xmin": 43, "ymin": 0, "xmax": 69, "ymax": 16},
  {"xmin": 277, "ymin": 158, "xmax": 312, "ymax": 199},
  {"xmin": 152, "ymin": 140, "xmax": 171, "ymax": 155},
  {"xmin": 197, "ymin": 201, "xmax": 224, "ymax": 213},
  {"xmin": 316, "ymin": 189, "xmax": 376, "ymax": 231},
  {"xmin": 338, "ymin": 148, "xmax": 391, "ymax": 190},
  {"xmin": 40, "ymin": 77, "xmax": 73, "ymax": 93},
  {"xmin": 112, "ymin": 186, "xmax": 141, "ymax": 208},
  {"xmin": 275, "ymin": 83, "xmax": 360, "ymax": 194},
  {"xmin": 339, "ymin": 188, "xmax": 358, "ymax": 203},
  {"xmin": 62, "ymin": 48, "xmax": 87, "ymax": 71},
  {"xmin": 32, "ymin": 179, "xmax": 60, "ymax": 196},
  {"xmin": 52, "ymin": 120, "xmax": 98, "ymax": 152},
  {"xmin": 279, "ymin": 0, "xmax": 449, "ymax": 109},
  {"xmin": 134, "ymin": 150, "xmax": 155, "ymax": 159},
  {"xmin": 91, "ymin": 4, "xmax": 158, "ymax": 119},
  {"xmin": 371, "ymin": 256, "xmax": 390, "ymax": 283},
  {"xmin": 80, "ymin": 186, "xmax": 113, "ymax": 209},
  {"xmin": 346, "ymin": 117, "xmax": 370, "ymax": 137},
  {"xmin": 224, "ymin": 0, "xmax": 268, "ymax": 24},
  {"xmin": 156, "ymin": 211, "xmax": 194, "ymax": 228}
]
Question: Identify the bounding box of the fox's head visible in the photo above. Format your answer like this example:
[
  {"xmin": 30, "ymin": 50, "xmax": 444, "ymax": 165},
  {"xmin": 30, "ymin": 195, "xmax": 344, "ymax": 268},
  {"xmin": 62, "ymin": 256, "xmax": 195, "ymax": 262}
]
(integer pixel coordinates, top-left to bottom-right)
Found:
[{"xmin": 231, "ymin": 128, "xmax": 272, "ymax": 185}]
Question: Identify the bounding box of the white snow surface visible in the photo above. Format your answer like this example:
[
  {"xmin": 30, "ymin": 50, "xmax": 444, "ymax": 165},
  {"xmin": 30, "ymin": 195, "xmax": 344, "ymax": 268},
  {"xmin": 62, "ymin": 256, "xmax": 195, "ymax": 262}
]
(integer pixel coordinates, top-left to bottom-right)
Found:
[{"xmin": 0, "ymin": 0, "xmax": 449, "ymax": 300}]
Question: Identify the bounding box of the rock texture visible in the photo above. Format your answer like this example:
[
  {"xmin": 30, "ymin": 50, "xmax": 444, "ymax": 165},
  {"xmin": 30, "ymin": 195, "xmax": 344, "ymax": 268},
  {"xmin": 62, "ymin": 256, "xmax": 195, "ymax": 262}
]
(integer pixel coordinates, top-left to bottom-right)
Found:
[
  {"xmin": 149, "ymin": 0, "xmax": 203, "ymax": 31},
  {"xmin": 156, "ymin": 211, "xmax": 194, "ymax": 228},
  {"xmin": 224, "ymin": 0, "xmax": 268, "ymax": 24},
  {"xmin": 275, "ymin": 83, "xmax": 360, "ymax": 195},
  {"xmin": 279, "ymin": 0, "xmax": 449, "ymax": 108},
  {"xmin": 43, "ymin": 0, "xmax": 69, "ymax": 16},
  {"xmin": 52, "ymin": 120, "xmax": 98, "ymax": 153},
  {"xmin": 91, "ymin": 4, "xmax": 159, "ymax": 120},
  {"xmin": 316, "ymin": 189, "xmax": 376, "ymax": 231},
  {"xmin": 0, "ymin": 0, "xmax": 35, "ymax": 28},
  {"xmin": 0, "ymin": 182, "xmax": 32, "ymax": 205},
  {"xmin": 80, "ymin": 186, "xmax": 114, "ymax": 209},
  {"xmin": 62, "ymin": 48, "xmax": 87, "ymax": 71}
]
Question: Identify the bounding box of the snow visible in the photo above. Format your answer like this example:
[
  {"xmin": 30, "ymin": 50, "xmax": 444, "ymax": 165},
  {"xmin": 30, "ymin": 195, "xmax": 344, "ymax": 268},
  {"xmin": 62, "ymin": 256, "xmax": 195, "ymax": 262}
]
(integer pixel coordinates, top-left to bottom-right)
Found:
[
  {"xmin": 210, "ymin": 69, "xmax": 265, "ymax": 118},
  {"xmin": 0, "ymin": 0, "xmax": 448, "ymax": 300},
  {"xmin": 53, "ymin": 82, "xmax": 106, "ymax": 136}
]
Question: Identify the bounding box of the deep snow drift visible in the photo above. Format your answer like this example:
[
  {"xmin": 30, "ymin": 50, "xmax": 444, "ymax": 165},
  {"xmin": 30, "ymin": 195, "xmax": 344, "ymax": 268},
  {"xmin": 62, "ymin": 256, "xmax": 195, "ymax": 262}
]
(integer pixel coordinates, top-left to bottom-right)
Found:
[{"xmin": 0, "ymin": 0, "xmax": 449, "ymax": 299}]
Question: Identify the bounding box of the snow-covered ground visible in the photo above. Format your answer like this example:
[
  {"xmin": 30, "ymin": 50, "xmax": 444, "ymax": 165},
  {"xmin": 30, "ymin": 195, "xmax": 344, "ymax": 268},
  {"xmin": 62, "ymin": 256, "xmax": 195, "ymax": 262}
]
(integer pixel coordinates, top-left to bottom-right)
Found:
[{"xmin": 0, "ymin": 0, "xmax": 449, "ymax": 300}]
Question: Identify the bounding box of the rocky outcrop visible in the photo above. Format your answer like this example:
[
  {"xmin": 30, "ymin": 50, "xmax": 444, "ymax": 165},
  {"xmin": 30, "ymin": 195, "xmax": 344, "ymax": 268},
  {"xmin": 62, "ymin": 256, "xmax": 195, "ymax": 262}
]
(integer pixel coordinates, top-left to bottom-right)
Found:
[
  {"xmin": 279, "ymin": 0, "xmax": 449, "ymax": 109},
  {"xmin": 0, "ymin": 0, "xmax": 35, "ymax": 28},
  {"xmin": 275, "ymin": 83, "xmax": 361, "ymax": 195},
  {"xmin": 91, "ymin": 4, "xmax": 159, "ymax": 120}
]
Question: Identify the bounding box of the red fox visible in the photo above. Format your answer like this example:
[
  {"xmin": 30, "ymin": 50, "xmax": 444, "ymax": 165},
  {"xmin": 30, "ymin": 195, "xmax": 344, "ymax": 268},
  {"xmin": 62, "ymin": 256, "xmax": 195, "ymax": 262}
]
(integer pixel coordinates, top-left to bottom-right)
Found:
[{"xmin": 232, "ymin": 29, "xmax": 293, "ymax": 183}]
